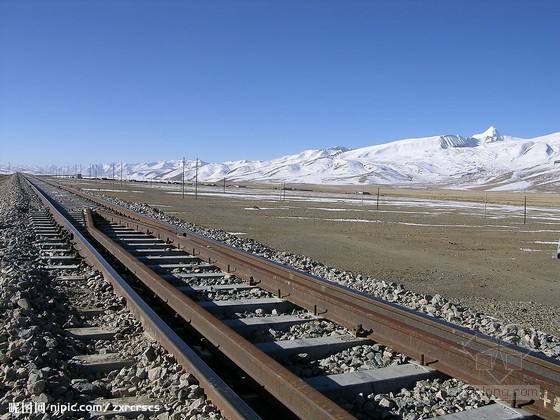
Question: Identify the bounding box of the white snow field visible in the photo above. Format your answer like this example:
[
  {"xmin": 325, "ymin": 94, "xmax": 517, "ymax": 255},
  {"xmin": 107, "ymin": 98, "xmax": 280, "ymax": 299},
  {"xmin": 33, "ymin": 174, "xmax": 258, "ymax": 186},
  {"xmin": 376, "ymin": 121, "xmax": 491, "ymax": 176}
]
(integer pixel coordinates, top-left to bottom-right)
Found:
[{"xmin": 4, "ymin": 126, "xmax": 560, "ymax": 191}]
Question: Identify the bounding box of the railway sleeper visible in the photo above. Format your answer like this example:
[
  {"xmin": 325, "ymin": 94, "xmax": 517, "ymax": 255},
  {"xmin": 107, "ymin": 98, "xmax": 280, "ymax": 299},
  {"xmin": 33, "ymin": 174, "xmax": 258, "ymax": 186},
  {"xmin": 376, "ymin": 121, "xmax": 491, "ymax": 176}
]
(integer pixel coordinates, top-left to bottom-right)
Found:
[
  {"xmin": 37, "ymin": 241, "xmax": 69, "ymax": 248},
  {"xmin": 70, "ymin": 353, "xmax": 135, "ymax": 374},
  {"xmin": 178, "ymin": 284, "xmax": 258, "ymax": 295},
  {"xmin": 307, "ymin": 363, "xmax": 439, "ymax": 398},
  {"xmin": 123, "ymin": 243, "xmax": 174, "ymax": 249},
  {"xmin": 44, "ymin": 264, "xmax": 81, "ymax": 270},
  {"xmin": 137, "ymin": 255, "xmax": 200, "ymax": 263},
  {"xmin": 128, "ymin": 249, "xmax": 186, "ymax": 256},
  {"xmin": 432, "ymin": 403, "xmax": 533, "ymax": 419},
  {"xmin": 255, "ymin": 335, "xmax": 371, "ymax": 360},
  {"xmin": 199, "ymin": 297, "xmax": 294, "ymax": 317},
  {"xmin": 223, "ymin": 314, "xmax": 322, "ymax": 336},
  {"xmin": 65, "ymin": 326, "xmax": 121, "ymax": 340}
]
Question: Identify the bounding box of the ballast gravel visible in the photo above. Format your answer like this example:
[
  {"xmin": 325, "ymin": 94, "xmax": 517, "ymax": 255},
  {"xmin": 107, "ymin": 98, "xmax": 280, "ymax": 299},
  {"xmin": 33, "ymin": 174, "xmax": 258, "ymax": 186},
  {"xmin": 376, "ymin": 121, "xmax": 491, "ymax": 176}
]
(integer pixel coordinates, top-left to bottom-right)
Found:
[
  {"xmin": 286, "ymin": 344, "xmax": 409, "ymax": 377},
  {"xmin": 345, "ymin": 378, "xmax": 492, "ymax": 419},
  {"xmin": 250, "ymin": 319, "xmax": 349, "ymax": 343}
]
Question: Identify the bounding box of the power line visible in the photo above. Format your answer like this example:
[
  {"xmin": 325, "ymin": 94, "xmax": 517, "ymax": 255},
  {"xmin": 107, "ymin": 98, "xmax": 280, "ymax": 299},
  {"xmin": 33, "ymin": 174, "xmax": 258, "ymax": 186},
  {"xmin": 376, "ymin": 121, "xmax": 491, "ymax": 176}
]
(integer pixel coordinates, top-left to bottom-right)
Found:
[
  {"xmin": 182, "ymin": 157, "xmax": 185, "ymax": 199},
  {"xmin": 195, "ymin": 158, "xmax": 199, "ymax": 200}
]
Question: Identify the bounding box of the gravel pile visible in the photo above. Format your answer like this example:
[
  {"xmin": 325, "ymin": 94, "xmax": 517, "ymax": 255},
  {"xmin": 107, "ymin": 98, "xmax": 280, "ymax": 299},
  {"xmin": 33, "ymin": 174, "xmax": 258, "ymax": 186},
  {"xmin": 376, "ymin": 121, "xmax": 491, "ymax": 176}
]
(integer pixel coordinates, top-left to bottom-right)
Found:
[
  {"xmin": 457, "ymin": 296, "xmax": 560, "ymax": 337},
  {"xmin": 344, "ymin": 378, "xmax": 492, "ymax": 420},
  {"xmin": 250, "ymin": 319, "xmax": 349, "ymax": 343},
  {"xmin": 171, "ymin": 272, "xmax": 242, "ymax": 287},
  {"xmin": 0, "ymin": 176, "xmax": 222, "ymax": 419},
  {"xmin": 91, "ymin": 193, "xmax": 560, "ymax": 359},
  {"xmin": 197, "ymin": 287, "xmax": 273, "ymax": 301},
  {"xmin": 90, "ymin": 342, "xmax": 220, "ymax": 419},
  {"xmin": 286, "ymin": 344, "xmax": 410, "ymax": 377}
]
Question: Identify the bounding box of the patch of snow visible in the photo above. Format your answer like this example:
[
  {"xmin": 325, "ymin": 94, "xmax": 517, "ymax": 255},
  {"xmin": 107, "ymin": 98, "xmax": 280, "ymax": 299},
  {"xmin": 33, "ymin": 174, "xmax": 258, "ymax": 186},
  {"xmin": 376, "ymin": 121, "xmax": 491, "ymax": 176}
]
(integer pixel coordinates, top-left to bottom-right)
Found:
[
  {"xmin": 82, "ymin": 188, "xmax": 144, "ymax": 193},
  {"xmin": 488, "ymin": 181, "xmax": 532, "ymax": 191}
]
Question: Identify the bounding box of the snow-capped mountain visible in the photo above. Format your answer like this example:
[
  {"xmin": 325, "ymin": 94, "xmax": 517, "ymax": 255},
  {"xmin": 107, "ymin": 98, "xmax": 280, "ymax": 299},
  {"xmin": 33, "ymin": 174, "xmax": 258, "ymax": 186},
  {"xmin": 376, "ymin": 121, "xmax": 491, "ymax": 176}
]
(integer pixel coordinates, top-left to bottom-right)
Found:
[{"xmin": 3, "ymin": 127, "xmax": 560, "ymax": 191}]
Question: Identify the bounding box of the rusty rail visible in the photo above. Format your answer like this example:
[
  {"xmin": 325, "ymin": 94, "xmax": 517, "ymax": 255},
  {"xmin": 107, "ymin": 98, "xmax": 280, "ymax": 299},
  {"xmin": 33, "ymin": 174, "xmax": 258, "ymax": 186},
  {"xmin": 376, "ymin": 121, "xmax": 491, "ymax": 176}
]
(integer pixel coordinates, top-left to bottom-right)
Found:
[
  {"xmin": 34, "ymin": 177, "xmax": 560, "ymax": 418},
  {"xmin": 84, "ymin": 209, "xmax": 354, "ymax": 419}
]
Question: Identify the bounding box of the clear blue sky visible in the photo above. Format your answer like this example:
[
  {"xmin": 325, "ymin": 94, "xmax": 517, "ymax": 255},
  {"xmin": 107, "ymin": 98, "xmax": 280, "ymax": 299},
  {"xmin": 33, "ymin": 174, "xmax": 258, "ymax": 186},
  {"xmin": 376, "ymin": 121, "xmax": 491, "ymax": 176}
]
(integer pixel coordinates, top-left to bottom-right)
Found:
[{"xmin": 1, "ymin": 0, "xmax": 559, "ymax": 165}]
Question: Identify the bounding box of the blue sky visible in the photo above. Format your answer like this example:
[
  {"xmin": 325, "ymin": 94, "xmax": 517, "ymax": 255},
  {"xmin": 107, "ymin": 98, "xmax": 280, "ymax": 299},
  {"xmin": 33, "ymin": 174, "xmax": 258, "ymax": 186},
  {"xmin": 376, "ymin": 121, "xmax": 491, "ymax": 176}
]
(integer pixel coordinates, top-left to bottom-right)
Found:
[{"xmin": 1, "ymin": 0, "xmax": 559, "ymax": 165}]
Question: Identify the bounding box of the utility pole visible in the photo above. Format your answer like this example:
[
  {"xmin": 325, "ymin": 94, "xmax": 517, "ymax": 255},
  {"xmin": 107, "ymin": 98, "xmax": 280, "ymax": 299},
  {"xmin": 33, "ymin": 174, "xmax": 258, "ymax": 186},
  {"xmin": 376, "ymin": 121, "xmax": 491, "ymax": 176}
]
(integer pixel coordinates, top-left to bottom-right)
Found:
[
  {"xmin": 524, "ymin": 193, "xmax": 527, "ymax": 224},
  {"xmin": 182, "ymin": 157, "xmax": 185, "ymax": 199},
  {"xmin": 282, "ymin": 182, "xmax": 286, "ymax": 201},
  {"xmin": 195, "ymin": 158, "xmax": 199, "ymax": 200},
  {"xmin": 223, "ymin": 177, "xmax": 226, "ymax": 193},
  {"xmin": 376, "ymin": 186, "xmax": 380, "ymax": 210},
  {"xmin": 120, "ymin": 163, "xmax": 123, "ymax": 185}
]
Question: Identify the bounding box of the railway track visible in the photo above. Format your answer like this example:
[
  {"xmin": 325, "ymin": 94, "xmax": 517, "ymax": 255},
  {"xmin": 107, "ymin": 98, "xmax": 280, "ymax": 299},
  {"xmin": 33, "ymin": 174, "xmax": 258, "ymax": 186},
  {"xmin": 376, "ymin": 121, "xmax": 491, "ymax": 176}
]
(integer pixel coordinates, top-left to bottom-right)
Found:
[
  {"xmin": 10, "ymin": 177, "xmax": 241, "ymax": 419},
  {"xmin": 22, "ymin": 174, "xmax": 560, "ymax": 419}
]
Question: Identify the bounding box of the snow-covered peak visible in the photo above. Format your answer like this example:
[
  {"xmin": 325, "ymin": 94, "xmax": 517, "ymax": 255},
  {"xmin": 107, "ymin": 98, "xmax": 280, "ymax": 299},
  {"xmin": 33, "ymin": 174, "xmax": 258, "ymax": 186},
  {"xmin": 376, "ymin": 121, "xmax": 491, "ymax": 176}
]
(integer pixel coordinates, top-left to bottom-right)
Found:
[
  {"xmin": 473, "ymin": 126, "xmax": 503, "ymax": 143},
  {"xmin": 4, "ymin": 127, "xmax": 560, "ymax": 191}
]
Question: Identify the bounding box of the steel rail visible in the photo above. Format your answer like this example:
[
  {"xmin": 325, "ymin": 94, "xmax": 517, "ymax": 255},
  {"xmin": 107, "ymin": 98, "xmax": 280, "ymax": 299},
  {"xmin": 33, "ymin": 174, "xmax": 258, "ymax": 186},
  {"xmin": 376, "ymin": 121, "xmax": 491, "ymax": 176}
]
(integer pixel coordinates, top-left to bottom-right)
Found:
[
  {"xmin": 27, "ymin": 179, "xmax": 260, "ymax": 420},
  {"xmin": 36, "ymin": 177, "xmax": 560, "ymax": 418},
  {"xmin": 83, "ymin": 208, "xmax": 354, "ymax": 419}
]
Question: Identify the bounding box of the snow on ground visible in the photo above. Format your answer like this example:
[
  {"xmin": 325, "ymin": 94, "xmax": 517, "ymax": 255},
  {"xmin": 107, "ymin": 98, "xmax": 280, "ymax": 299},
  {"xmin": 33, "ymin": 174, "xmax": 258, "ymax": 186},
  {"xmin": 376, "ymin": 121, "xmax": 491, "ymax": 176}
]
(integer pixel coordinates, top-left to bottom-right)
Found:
[
  {"xmin": 275, "ymin": 215, "xmax": 521, "ymax": 231},
  {"xmin": 83, "ymin": 188, "xmax": 144, "ymax": 193},
  {"xmin": 488, "ymin": 181, "xmax": 532, "ymax": 192}
]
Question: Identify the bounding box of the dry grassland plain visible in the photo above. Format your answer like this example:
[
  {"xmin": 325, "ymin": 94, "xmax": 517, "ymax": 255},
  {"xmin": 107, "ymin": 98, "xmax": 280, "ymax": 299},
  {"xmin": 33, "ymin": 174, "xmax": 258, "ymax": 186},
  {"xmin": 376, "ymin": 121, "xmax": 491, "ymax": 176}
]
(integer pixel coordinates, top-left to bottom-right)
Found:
[{"xmin": 58, "ymin": 177, "xmax": 560, "ymax": 335}]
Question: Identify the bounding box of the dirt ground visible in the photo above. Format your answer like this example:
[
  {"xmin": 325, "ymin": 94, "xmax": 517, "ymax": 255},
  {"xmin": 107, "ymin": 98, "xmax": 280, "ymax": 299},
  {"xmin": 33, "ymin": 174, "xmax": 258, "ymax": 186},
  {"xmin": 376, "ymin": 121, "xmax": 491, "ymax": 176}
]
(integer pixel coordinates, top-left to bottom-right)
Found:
[{"xmin": 57, "ymin": 177, "xmax": 560, "ymax": 335}]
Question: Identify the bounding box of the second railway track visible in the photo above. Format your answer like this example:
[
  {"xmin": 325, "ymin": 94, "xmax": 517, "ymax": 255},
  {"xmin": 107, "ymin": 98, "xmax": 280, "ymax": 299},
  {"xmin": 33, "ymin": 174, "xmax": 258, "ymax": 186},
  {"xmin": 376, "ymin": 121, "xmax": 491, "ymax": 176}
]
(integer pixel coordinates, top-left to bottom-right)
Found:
[{"xmin": 23, "ymin": 175, "xmax": 560, "ymax": 419}]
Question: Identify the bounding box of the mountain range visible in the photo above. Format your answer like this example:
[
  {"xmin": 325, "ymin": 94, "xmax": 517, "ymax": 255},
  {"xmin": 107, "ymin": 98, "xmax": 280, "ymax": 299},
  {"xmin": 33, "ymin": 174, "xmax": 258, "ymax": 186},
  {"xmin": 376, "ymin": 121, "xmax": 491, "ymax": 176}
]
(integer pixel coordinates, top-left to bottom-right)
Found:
[{"xmin": 3, "ymin": 126, "xmax": 560, "ymax": 191}]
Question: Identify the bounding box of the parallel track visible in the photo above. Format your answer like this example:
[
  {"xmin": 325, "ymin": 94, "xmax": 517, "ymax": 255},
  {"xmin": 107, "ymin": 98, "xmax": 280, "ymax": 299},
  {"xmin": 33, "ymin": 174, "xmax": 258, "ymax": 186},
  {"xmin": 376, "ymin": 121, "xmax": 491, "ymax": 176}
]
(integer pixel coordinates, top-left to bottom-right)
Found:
[{"xmin": 26, "ymin": 175, "xmax": 560, "ymax": 419}]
